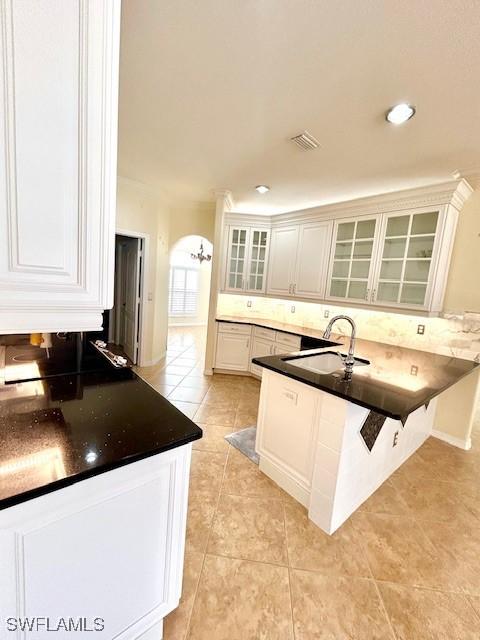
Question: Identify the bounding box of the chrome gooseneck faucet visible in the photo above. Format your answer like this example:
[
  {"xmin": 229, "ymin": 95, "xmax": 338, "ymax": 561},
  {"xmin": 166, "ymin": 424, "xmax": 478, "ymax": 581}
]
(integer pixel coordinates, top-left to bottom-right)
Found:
[{"xmin": 323, "ymin": 315, "xmax": 357, "ymax": 378}]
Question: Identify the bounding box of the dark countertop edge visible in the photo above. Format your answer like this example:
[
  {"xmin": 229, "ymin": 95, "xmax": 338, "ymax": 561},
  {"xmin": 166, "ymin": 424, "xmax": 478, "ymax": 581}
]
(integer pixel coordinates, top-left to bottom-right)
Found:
[
  {"xmin": 0, "ymin": 428, "xmax": 202, "ymax": 512},
  {"xmin": 252, "ymin": 355, "xmax": 478, "ymax": 421},
  {"xmin": 216, "ymin": 317, "xmax": 308, "ymax": 338},
  {"xmin": 216, "ymin": 316, "xmax": 479, "ymax": 364}
]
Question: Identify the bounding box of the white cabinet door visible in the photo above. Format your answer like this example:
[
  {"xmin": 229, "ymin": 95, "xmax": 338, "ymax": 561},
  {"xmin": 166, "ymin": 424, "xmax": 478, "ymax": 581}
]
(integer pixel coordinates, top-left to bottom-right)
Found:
[
  {"xmin": 0, "ymin": 1, "xmax": 120, "ymax": 334},
  {"xmin": 326, "ymin": 216, "xmax": 380, "ymax": 304},
  {"xmin": 266, "ymin": 226, "xmax": 299, "ymax": 296},
  {"xmin": 245, "ymin": 228, "xmax": 270, "ymax": 294},
  {"xmin": 225, "ymin": 227, "xmax": 270, "ymax": 294},
  {"xmin": 371, "ymin": 209, "xmax": 443, "ymax": 310},
  {"xmin": 225, "ymin": 227, "xmax": 249, "ymax": 292},
  {"xmin": 294, "ymin": 221, "xmax": 333, "ymax": 299},
  {"xmin": 250, "ymin": 337, "xmax": 274, "ymax": 377},
  {"xmin": 256, "ymin": 370, "xmax": 319, "ymax": 497},
  {"xmin": 215, "ymin": 332, "xmax": 251, "ymax": 371}
]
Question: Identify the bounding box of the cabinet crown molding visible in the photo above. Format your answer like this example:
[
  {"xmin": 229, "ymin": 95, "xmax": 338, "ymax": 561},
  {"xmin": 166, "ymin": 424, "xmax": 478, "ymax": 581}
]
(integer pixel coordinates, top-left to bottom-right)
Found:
[{"xmin": 227, "ymin": 179, "xmax": 473, "ymax": 227}]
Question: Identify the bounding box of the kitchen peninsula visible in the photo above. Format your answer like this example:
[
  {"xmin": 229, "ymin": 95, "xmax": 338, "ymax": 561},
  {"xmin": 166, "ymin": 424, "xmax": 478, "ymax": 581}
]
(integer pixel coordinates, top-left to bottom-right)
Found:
[
  {"xmin": 215, "ymin": 316, "xmax": 478, "ymax": 534},
  {"xmin": 0, "ymin": 364, "xmax": 201, "ymax": 640}
]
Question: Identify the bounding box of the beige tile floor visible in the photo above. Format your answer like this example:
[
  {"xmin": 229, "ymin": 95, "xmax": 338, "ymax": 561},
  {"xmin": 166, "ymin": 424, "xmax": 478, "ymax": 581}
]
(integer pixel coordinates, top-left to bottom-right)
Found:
[{"xmin": 137, "ymin": 327, "xmax": 480, "ymax": 640}]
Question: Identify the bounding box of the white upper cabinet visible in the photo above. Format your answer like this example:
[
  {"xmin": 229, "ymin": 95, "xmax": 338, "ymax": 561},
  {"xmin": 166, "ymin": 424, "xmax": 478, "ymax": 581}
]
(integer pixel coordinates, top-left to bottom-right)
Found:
[
  {"xmin": 294, "ymin": 220, "xmax": 333, "ymax": 299},
  {"xmin": 223, "ymin": 181, "xmax": 472, "ymax": 314},
  {"xmin": 371, "ymin": 208, "xmax": 443, "ymax": 310},
  {"xmin": 0, "ymin": 1, "xmax": 121, "ymax": 333},
  {"xmin": 224, "ymin": 226, "xmax": 270, "ymax": 294},
  {"xmin": 266, "ymin": 225, "xmax": 299, "ymax": 296},
  {"xmin": 326, "ymin": 216, "xmax": 380, "ymax": 304}
]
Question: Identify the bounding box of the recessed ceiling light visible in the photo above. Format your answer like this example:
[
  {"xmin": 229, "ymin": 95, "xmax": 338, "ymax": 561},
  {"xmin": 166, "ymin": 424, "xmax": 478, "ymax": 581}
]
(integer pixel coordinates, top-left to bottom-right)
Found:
[
  {"xmin": 386, "ymin": 103, "xmax": 416, "ymax": 125},
  {"xmin": 255, "ymin": 185, "xmax": 270, "ymax": 194}
]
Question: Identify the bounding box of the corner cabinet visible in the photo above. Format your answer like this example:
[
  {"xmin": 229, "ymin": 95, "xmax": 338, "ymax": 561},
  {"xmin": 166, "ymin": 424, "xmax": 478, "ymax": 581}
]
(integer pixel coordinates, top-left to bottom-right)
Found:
[
  {"xmin": 0, "ymin": 1, "xmax": 121, "ymax": 333},
  {"xmin": 224, "ymin": 226, "xmax": 270, "ymax": 294}
]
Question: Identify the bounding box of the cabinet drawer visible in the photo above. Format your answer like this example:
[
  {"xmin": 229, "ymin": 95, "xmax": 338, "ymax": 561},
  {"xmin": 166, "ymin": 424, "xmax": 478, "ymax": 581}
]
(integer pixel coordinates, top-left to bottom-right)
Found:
[
  {"xmin": 253, "ymin": 326, "xmax": 276, "ymax": 341},
  {"xmin": 217, "ymin": 322, "xmax": 251, "ymax": 336},
  {"xmin": 275, "ymin": 331, "xmax": 301, "ymax": 349}
]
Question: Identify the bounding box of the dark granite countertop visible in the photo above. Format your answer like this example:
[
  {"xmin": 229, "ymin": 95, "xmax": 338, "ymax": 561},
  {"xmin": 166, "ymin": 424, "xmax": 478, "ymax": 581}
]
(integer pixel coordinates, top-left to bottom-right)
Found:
[
  {"xmin": 216, "ymin": 316, "xmax": 479, "ymax": 421},
  {"xmin": 0, "ymin": 367, "xmax": 202, "ymax": 510}
]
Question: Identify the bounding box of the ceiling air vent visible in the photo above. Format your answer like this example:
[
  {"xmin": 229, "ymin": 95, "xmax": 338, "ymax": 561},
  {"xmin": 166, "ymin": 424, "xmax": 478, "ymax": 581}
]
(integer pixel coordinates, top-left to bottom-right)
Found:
[{"xmin": 290, "ymin": 130, "xmax": 320, "ymax": 151}]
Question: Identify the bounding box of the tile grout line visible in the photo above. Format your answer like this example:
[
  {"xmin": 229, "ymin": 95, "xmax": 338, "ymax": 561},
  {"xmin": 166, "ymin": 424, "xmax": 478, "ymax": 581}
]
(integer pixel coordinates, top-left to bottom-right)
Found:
[
  {"xmin": 465, "ymin": 595, "xmax": 480, "ymax": 625},
  {"xmin": 183, "ymin": 445, "xmax": 231, "ymax": 640},
  {"xmin": 372, "ymin": 580, "xmax": 398, "ymax": 640},
  {"xmin": 282, "ymin": 501, "xmax": 297, "ymax": 640},
  {"xmin": 349, "ymin": 515, "xmax": 398, "ymax": 639}
]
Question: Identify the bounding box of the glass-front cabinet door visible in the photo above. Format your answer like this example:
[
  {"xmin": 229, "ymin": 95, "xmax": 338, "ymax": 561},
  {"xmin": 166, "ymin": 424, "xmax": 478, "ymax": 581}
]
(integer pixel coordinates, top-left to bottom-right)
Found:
[
  {"xmin": 225, "ymin": 227, "xmax": 248, "ymax": 291},
  {"xmin": 372, "ymin": 210, "xmax": 440, "ymax": 309},
  {"xmin": 247, "ymin": 229, "xmax": 269, "ymax": 292},
  {"xmin": 225, "ymin": 227, "xmax": 270, "ymax": 293},
  {"xmin": 327, "ymin": 216, "xmax": 379, "ymax": 303}
]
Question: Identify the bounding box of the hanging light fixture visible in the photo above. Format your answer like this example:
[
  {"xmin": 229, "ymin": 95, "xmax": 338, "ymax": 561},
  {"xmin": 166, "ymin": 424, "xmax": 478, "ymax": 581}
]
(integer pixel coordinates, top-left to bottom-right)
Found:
[{"xmin": 190, "ymin": 242, "xmax": 212, "ymax": 264}]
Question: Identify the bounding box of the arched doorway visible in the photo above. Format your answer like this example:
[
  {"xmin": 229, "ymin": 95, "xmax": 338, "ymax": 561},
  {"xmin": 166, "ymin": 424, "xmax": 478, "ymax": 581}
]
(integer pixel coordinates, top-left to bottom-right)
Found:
[{"xmin": 167, "ymin": 235, "xmax": 213, "ymax": 358}]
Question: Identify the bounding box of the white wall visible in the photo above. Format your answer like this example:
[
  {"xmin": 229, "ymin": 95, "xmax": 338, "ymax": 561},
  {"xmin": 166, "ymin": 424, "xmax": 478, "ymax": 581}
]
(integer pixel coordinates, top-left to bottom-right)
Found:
[
  {"xmin": 116, "ymin": 180, "xmax": 217, "ymax": 364},
  {"xmin": 168, "ymin": 236, "xmax": 212, "ymax": 327},
  {"xmin": 116, "ymin": 177, "xmax": 170, "ymax": 366}
]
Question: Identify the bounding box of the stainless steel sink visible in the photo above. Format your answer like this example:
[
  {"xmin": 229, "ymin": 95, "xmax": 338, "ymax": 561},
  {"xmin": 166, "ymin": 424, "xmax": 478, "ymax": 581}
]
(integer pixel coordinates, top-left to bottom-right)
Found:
[{"xmin": 284, "ymin": 351, "xmax": 369, "ymax": 375}]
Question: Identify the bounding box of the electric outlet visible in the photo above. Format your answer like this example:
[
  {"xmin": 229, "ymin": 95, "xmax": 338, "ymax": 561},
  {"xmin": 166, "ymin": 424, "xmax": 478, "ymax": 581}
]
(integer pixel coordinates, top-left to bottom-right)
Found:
[
  {"xmin": 291, "ymin": 305, "xmax": 295, "ymax": 313},
  {"xmin": 417, "ymin": 324, "xmax": 425, "ymax": 335},
  {"xmin": 393, "ymin": 431, "xmax": 399, "ymax": 447},
  {"xmin": 324, "ymin": 310, "xmax": 330, "ymax": 319},
  {"xmin": 246, "ymin": 300, "xmax": 252, "ymax": 308},
  {"xmin": 410, "ymin": 365, "xmax": 418, "ymax": 376}
]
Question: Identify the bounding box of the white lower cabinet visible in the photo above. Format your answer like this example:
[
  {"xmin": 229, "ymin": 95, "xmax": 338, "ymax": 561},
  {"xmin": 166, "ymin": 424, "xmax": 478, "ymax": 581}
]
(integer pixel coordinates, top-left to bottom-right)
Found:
[
  {"xmin": 256, "ymin": 371, "xmax": 319, "ymax": 504},
  {"xmin": 0, "ymin": 445, "xmax": 192, "ymax": 640},
  {"xmin": 215, "ymin": 322, "xmax": 303, "ymax": 374},
  {"xmin": 250, "ymin": 337, "xmax": 274, "ymax": 377},
  {"xmin": 256, "ymin": 369, "xmax": 437, "ymax": 534},
  {"xmin": 215, "ymin": 330, "xmax": 251, "ymax": 371}
]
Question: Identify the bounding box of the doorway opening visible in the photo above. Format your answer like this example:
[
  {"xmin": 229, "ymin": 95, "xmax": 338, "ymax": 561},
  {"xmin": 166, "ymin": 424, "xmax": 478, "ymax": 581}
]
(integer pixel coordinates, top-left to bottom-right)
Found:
[
  {"xmin": 100, "ymin": 233, "xmax": 145, "ymax": 365},
  {"xmin": 167, "ymin": 235, "xmax": 212, "ymax": 359}
]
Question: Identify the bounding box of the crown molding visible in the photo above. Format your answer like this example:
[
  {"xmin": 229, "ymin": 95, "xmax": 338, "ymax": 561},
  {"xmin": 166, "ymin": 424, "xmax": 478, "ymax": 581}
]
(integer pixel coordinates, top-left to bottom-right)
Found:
[
  {"xmin": 225, "ymin": 180, "xmax": 474, "ymax": 228},
  {"xmin": 212, "ymin": 189, "xmax": 234, "ymax": 212}
]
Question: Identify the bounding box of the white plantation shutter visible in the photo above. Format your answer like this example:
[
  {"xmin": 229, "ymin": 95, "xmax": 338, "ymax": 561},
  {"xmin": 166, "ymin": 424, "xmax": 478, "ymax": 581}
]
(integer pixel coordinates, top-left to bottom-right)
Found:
[{"xmin": 169, "ymin": 266, "xmax": 199, "ymax": 316}]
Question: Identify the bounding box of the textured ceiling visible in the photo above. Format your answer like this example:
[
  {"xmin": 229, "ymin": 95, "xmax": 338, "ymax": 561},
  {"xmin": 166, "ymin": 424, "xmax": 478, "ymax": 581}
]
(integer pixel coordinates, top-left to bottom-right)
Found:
[{"xmin": 119, "ymin": 0, "xmax": 480, "ymax": 213}]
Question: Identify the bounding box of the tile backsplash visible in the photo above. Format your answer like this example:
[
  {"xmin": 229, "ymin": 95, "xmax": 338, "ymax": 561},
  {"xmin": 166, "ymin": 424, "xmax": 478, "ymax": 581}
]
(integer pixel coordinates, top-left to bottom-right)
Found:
[{"xmin": 217, "ymin": 294, "xmax": 480, "ymax": 362}]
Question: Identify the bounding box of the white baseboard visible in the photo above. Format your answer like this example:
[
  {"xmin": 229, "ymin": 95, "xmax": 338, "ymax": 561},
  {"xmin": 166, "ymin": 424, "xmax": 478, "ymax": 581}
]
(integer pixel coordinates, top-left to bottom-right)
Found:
[
  {"xmin": 139, "ymin": 351, "xmax": 166, "ymax": 368},
  {"xmin": 431, "ymin": 429, "xmax": 472, "ymax": 450},
  {"xmin": 168, "ymin": 322, "xmax": 207, "ymax": 327}
]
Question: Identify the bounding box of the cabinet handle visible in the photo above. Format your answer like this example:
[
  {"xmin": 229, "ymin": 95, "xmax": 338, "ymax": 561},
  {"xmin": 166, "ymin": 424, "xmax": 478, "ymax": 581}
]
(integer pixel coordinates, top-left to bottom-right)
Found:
[{"xmin": 246, "ymin": 339, "xmax": 250, "ymax": 349}]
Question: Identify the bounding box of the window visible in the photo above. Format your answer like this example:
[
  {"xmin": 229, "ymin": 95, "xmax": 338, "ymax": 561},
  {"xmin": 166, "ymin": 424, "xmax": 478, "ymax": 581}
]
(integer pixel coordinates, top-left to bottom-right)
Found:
[{"xmin": 168, "ymin": 266, "xmax": 199, "ymax": 316}]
